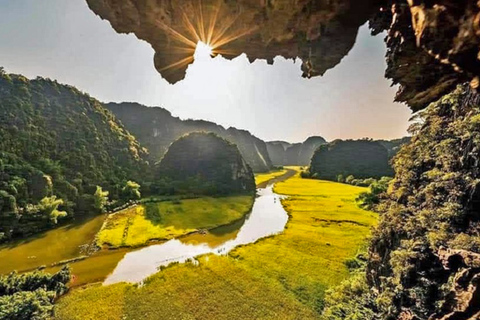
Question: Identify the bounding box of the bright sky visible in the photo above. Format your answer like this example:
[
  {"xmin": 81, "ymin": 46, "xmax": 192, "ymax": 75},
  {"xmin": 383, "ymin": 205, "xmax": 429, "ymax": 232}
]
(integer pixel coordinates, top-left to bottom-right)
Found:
[{"xmin": 0, "ymin": 0, "xmax": 411, "ymax": 142}]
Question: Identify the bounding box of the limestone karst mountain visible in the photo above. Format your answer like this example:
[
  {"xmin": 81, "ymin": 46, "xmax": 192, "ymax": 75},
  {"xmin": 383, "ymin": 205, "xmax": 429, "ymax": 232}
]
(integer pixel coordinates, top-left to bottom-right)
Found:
[
  {"xmin": 309, "ymin": 139, "xmax": 393, "ymax": 180},
  {"xmin": 0, "ymin": 72, "xmax": 148, "ymax": 240},
  {"xmin": 154, "ymin": 132, "xmax": 255, "ymax": 196},
  {"xmin": 106, "ymin": 102, "xmax": 273, "ymax": 172},
  {"xmin": 266, "ymin": 136, "xmax": 327, "ymax": 166}
]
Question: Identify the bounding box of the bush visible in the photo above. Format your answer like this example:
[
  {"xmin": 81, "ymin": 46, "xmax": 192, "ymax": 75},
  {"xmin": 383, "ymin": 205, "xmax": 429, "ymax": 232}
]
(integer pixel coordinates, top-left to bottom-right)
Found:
[{"xmin": 0, "ymin": 266, "xmax": 71, "ymax": 320}]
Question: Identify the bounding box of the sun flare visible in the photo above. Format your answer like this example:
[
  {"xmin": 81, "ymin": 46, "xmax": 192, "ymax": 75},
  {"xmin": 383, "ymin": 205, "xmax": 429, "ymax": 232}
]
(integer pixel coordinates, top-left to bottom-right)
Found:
[{"xmin": 194, "ymin": 41, "xmax": 214, "ymax": 59}]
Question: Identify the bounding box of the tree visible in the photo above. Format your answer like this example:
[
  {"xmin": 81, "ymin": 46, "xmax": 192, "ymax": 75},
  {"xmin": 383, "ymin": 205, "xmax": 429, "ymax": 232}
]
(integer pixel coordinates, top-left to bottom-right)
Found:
[
  {"xmin": 0, "ymin": 266, "xmax": 71, "ymax": 320},
  {"xmin": 93, "ymin": 186, "xmax": 109, "ymax": 213},
  {"xmin": 345, "ymin": 175, "xmax": 355, "ymax": 184},
  {"xmin": 121, "ymin": 180, "xmax": 141, "ymax": 201},
  {"xmin": 356, "ymin": 177, "xmax": 392, "ymax": 210},
  {"xmin": 0, "ymin": 191, "xmax": 17, "ymax": 214},
  {"xmin": 38, "ymin": 196, "xmax": 67, "ymax": 224}
]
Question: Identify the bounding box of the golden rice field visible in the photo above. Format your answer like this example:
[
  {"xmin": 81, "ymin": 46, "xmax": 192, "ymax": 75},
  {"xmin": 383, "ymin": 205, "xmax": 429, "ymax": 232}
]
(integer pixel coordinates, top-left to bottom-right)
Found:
[
  {"xmin": 55, "ymin": 170, "xmax": 377, "ymax": 320},
  {"xmin": 96, "ymin": 196, "xmax": 254, "ymax": 248},
  {"xmin": 254, "ymin": 168, "xmax": 288, "ymax": 186}
]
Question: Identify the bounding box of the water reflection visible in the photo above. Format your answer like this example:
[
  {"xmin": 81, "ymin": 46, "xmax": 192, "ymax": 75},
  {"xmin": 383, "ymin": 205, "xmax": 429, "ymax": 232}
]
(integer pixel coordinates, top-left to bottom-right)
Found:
[{"xmin": 104, "ymin": 185, "xmax": 287, "ymax": 284}]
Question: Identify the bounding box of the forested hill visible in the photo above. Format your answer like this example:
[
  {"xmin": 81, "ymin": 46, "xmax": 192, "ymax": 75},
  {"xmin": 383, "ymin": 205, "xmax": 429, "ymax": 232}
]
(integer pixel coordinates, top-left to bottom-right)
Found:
[
  {"xmin": 105, "ymin": 102, "xmax": 273, "ymax": 172},
  {"xmin": 0, "ymin": 71, "xmax": 148, "ymax": 240},
  {"xmin": 154, "ymin": 132, "xmax": 255, "ymax": 196},
  {"xmin": 309, "ymin": 139, "xmax": 394, "ymax": 180}
]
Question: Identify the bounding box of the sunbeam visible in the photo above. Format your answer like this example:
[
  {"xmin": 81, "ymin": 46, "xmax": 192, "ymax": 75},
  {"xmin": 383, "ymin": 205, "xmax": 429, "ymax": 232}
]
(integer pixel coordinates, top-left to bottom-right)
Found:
[{"xmin": 154, "ymin": 0, "xmax": 257, "ymax": 76}]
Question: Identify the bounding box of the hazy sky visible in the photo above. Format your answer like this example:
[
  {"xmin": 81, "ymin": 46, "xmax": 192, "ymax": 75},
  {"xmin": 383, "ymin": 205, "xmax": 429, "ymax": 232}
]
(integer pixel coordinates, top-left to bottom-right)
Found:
[{"xmin": 0, "ymin": 0, "xmax": 411, "ymax": 142}]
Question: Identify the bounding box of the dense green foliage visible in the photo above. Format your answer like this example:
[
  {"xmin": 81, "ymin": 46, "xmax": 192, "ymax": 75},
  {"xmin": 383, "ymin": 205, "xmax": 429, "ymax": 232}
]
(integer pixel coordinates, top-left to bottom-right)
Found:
[
  {"xmin": 0, "ymin": 266, "xmax": 70, "ymax": 320},
  {"xmin": 0, "ymin": 72, "xmax": 148, "ymax": 241},
  {"xmin": 376, "ymin": 137, "xmax": 411, "ymax": 160},
  {"xmin": 106, "ymin": 102, "xmax": 273, "ymax": 172},
  {"xmin": 355, "ymin": 177, "xmax": 392, "ymax": 210},
  {"xmin": 366, "ymin": 85, "xmax": 480, "ymax": 318},
  {"xmin": 154, "ymin": 132, "xmax": 255, "ymax": 196},
  {"xmin": 309, "ymin": 139, "xmax": 393, "ymax": 180}
]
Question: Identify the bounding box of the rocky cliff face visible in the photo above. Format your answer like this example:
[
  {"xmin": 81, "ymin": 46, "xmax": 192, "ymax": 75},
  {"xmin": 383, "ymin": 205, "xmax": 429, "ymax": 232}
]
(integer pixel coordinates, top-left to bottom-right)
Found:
[
  {"xmin": 86, "ymin": 0, "xmax": 480, "ymax": 113},
  {"xmin": 86, "ymin": 0, "xmax": 381, "ymax": 83},
  {"xmin": 106, "ymin": 102, "xmax": 273, "ymax": 172},
  {"xmin": 266, "ymin": 141, "xmax": 289, "ymax": 166},
  {"xmin": 369, "ymin": 85, "xmax": 480, "ymax": 319},
  {"xmin": 154, "ymin": 132, "xmax": 255, "ymax": 195},
  {"xmin": 266, "ymin": 136, "xmax": 326, "ymax": 166}
]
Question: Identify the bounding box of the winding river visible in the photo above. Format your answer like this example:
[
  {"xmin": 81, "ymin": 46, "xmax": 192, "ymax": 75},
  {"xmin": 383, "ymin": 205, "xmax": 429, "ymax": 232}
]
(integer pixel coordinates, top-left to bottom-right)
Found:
[
  {"xmin": 104, "ymin": 185, "xmax": 288, "ymax": 284},
  {"xmin": 0, "ymin": 176, "xmax": 291, "ymax": 287}
]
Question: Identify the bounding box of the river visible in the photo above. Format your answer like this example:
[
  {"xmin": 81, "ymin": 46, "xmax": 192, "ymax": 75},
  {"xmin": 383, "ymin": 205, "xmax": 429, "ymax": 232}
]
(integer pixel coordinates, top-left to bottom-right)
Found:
[
  {"xmin": 0, "ymin": 181, "xmax": 290, "ymax": 287},
  {"xmin": 104, "ymin": 185, "xmax": 288, "ymax": 284}
]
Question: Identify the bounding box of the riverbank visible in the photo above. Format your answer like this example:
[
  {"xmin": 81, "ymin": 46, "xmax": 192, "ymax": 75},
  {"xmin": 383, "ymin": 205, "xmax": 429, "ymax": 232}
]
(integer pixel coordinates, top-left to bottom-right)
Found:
[
  {"xmin": 255, "ymin": 168, "xmax": 288, "ymax": 186},
  {"xmin": 96, "ymin": 195, "xmax": 254, "ymax": 248},
  {"xmin": 55, "ymin": 168, "xmax": 377, "ymax": 319}
]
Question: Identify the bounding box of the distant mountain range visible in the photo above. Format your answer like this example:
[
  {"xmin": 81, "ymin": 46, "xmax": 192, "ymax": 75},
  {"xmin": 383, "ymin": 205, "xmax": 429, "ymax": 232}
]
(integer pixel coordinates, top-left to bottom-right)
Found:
[
  {"xmin": 106, "ymin": 102, "xmax": 274, "ymax": 173},
  {"xmin": 266, "ymin": 136, "xmax": 327, "ymax": 166}
]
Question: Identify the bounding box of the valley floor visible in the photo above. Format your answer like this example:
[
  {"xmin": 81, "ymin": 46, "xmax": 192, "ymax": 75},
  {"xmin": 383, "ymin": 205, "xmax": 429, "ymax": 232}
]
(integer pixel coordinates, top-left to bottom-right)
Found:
[
  {"xmin": 97, "ymin": 196, "xmax": 254, "ymax": 248},
  {"xmin": 55, "ymin": 168, "xmax": 377, "ymax": 320},
  {"xmin": 254, "ymin": 168, "xmax": 288, "ymax": 186}
]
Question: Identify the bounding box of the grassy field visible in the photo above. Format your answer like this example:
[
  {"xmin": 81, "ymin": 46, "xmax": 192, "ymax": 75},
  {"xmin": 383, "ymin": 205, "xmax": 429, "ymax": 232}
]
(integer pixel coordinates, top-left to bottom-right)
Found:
[
  {"xmin": 55, "ymin": 170, "xmax": 377, "ymax": 319},
  {"xmin": 96, "ymin": 196, "xmax": 254, "ymax": 248},
  {"xmin": 255, "ymin": 169, "xmax": 288, "ymax": 186}
]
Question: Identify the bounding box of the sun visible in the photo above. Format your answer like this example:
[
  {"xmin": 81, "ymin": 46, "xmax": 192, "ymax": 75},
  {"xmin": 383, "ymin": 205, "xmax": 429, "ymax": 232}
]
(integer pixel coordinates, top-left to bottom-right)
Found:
[{"xmin": 194, "ymin": 41, "xmax": 214, "ymax": 59}]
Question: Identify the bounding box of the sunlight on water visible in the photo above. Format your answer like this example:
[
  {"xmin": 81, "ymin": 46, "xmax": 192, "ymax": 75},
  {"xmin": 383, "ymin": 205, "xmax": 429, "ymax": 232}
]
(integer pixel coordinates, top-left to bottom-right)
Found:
[{"xmin": 103, "ymin": 185, "xmax": 288, "ymax": 284}]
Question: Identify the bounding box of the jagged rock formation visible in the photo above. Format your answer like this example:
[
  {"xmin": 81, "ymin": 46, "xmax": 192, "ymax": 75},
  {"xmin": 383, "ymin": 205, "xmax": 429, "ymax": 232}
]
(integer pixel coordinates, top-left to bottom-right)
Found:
[
  {"xmin": 86, "ymin": 0, "xmax": 480, "ymax": 113},
  {"xmin": 369, "ymin": 0, "xmax": 480, "ymax": 111},
  {"xmin": 309, "ymin": 139, "xmax": 393, "ymax": 180},
  {"xmin": 368, "ymin": 85, "xmax": 480, "ymax": 319},
  {"xmin": 0, "ymin": 72, "xmax": 148, "ymax": 240},
  {"xmin": 154, "ymin": 132, "xmax": 255, "ymax": 195},
  {"xmin": 265, "ymin": 141, "xmax": 288, "ymax": 166},
  {"xmin": 106, "ymin": 102, "xmax": 273, "ymax": 172},
  {"xmin": 266, "ymin": 136, "xmax": 326, "ymax": 166},
  {"xmin": 430, "ymin": 248, "xmax": 480, "ymax": 320},
  {"xmin": 86, "ymin": 0, "xmax": 381, "ymax": 83}
]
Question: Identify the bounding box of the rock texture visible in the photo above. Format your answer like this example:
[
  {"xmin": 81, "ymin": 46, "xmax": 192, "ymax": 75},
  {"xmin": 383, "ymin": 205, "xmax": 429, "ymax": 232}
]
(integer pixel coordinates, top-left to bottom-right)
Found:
[
  {"xmin": 154, "ymin": 132, "xmax": 255, "ymax": 195},
  {"xmin": 368, "ymin": 85, "xmax": 480, "ymax": 320},
  {"xmin": 86, "ymin": 0, "xmax": 480, "ymax": 112},
  {"xmin": 266, "ymin": 136, "xmax": 326, "ymax": 166},
  {"xmin": 106, "ymin": 102, "xmax": 273, "ymax": 172},
  {"xmin": 86, "ymin": 0, "xmax": 381, "ymax": 83},
  {"xmin": 430, "ymin": 248, "xmax": 480, "ymax": 320}
]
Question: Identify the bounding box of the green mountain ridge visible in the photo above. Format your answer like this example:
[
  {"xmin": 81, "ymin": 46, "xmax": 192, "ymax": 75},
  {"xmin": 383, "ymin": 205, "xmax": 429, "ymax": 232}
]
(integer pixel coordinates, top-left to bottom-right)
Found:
[
  {"xmin": 309, "ymin": 139, "xmax": 394, "ymax": 180},
  {"xmin": 0, "ymin": 72, "xmax": 149, "ymax": 240},
  {"xmin": 154, "ymin": 132, "xmax": 255, "ymax": 196},
  {"xmin": 105, "ymin": 102, "xmax": 274, "ymax": 173}
]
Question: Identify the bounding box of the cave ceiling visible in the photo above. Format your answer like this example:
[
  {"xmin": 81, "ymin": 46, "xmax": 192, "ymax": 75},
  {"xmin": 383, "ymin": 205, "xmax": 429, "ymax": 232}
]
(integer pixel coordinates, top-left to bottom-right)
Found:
[{"xmin": 86, "ymin": 0, "xmax": 480, "ymax": 111}]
